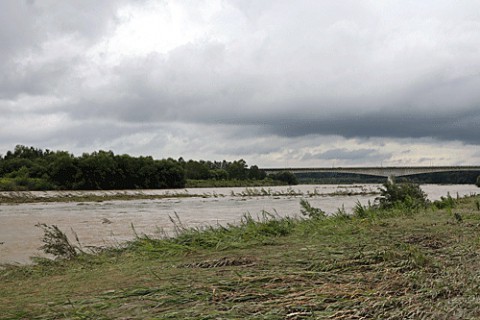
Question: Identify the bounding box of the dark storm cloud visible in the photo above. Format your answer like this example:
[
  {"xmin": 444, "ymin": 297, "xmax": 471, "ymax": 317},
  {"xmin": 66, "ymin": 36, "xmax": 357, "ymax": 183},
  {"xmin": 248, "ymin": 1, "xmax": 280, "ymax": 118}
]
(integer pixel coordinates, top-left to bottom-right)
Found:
[
  {"xmin": 263, "ymin": 108, "xmax": 480, "ymax": 144},
  {"xmin": 302, "ymin": 148, "xmax": 391, "ymax": 163}
]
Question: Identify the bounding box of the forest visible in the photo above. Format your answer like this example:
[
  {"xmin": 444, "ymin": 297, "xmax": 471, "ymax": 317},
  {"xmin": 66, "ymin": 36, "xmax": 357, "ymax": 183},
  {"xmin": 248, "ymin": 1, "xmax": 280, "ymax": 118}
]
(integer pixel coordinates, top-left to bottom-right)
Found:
[{"xmin": 0, "ymin": 145, "xmax": 295, "ymax": 191}]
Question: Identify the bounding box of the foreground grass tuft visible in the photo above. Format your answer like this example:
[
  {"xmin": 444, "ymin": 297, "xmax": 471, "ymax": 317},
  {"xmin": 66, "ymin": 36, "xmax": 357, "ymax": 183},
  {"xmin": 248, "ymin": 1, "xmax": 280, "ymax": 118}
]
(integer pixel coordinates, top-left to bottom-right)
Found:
[{"xmin": 2, "ymin": 194, "xmax": 480, "ymax": 319}]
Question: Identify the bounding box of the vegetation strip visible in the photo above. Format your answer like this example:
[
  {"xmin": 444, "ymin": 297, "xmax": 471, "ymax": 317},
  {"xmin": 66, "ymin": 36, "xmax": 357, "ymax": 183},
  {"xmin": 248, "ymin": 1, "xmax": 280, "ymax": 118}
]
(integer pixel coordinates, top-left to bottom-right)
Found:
[
  {"xmin": 0, "ymin": 187, "xmax": 378, "ymax": 204},
  {"xmin": 0, "ymin": 192, "xmax": 196, "ymax": 204},
  {"xmin": 2, "ymin": 182, "xmax": 480, "ymax": 319}
]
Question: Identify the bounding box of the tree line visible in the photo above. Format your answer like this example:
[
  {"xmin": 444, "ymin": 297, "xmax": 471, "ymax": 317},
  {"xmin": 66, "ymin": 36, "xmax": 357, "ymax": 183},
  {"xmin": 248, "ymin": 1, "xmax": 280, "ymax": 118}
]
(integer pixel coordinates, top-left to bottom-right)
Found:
[{"xmin": 0, "ymin": 145, "xmax": 297, "ymax": 191}]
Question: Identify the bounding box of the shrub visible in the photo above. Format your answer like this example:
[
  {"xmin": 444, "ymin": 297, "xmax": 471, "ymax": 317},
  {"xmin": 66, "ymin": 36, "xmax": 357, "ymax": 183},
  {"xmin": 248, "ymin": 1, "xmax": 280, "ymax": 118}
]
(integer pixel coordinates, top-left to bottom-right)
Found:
[{"xmin": 376, "ymin": 180, "xmax": 428, "ymax": 210}]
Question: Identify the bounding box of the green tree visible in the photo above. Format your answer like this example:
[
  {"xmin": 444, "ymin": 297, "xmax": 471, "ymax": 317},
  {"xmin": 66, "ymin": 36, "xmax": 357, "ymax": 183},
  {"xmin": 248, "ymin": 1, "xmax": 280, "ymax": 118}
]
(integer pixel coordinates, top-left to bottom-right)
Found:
[
  {"xmin": 75, "ymin": 151, "xmax": 118, "ymax": 189},
  {"xmin": 6, "ymin": 145, "xmax": 45, "ymax": 160},
  {"xmin": 209, "ymin": 169, "xmax": 228, "ymax": 180},
  {"xmin": 47, "ymin": 151, "xmax": 79, "ymax": 189},
  {"xmin": 115, "ymin": 154, "xmax": 140, "ymax": 189},
  {"xmin": 226, "ymin": 159, "xmax": 248, "ymax": 180},
  {"xmin": 272, "ymin": 171, "xmax": 298, "ymax": 185},
  {"xmin": 185, "ymin": 160, "xmax": 210, "ymax": 180},
  {"xmin": 156, "ymin": 159, "xmax": 185, "ymax": 188},
  {"xmin": 248, "ymin": 165, "xmax": 267, "ymax": 180}
]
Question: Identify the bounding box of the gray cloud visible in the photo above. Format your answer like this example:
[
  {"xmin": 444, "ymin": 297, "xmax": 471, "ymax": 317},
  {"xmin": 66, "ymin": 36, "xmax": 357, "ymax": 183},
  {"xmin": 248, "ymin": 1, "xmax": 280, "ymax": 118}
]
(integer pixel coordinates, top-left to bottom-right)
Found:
[
  {"xmin": 1, "ymin": 1, "xmax": 480, "ymax": 165},
  {"xmin": 302, "ymin": 148, "xmax": 391, "ymax": 164}
]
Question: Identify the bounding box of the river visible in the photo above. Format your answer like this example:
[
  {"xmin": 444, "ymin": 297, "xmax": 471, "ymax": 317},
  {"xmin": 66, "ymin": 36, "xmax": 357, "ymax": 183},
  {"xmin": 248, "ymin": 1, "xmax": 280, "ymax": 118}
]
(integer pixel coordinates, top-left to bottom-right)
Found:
[{"xmin": 0, "ymin": 184, "xmax": 478, "ymax": 265}]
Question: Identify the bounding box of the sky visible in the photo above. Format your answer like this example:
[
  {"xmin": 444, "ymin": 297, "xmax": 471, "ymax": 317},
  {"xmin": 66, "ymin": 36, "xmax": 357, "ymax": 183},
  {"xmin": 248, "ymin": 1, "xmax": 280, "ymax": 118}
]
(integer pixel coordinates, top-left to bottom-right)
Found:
[{"xmin": 1, "ymin": 0, "xmax": 480, "ymax": 167}]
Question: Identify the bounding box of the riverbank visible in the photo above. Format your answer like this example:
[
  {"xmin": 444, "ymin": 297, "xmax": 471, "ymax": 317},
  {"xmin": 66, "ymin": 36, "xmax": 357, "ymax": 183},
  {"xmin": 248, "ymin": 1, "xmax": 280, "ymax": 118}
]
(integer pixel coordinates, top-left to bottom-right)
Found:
[{"xmin": 2, "ymin": 195, "xmax": 480, "ymax": 319}]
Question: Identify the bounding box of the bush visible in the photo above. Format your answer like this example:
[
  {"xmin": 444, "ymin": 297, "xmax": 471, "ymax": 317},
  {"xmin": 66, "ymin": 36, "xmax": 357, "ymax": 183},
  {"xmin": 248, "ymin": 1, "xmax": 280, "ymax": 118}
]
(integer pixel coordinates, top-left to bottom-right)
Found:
[
  {"xmin": 376, "ymin": 180, "xmax": 428, "ymax": 210},
  {"xmin": 476, "ymin": 176, "xmax": 480, "ymax": 187}
]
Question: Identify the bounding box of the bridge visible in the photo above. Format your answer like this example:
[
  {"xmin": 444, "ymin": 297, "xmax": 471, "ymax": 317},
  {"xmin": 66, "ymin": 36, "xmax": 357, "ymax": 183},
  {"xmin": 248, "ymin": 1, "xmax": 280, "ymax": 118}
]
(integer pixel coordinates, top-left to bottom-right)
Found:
[{"xmin": 262, "ymin": 166, "xmax": 480, "ymax": 179}]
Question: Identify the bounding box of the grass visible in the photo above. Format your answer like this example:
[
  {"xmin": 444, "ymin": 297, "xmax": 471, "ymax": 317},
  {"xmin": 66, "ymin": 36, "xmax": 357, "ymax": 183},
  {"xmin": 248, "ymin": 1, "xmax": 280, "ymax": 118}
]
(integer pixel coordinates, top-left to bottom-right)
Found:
[{"xmin": 2, "ymin": 195, "xmax": 480, "ymax": 319}]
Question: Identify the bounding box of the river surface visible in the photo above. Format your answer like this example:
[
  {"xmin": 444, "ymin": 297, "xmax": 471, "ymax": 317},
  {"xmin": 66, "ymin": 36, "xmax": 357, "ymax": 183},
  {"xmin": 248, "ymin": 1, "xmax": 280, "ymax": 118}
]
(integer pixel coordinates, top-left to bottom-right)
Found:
[{"xmin": 0, "ymin": 184, "xmax": 478, "ymax": 265}]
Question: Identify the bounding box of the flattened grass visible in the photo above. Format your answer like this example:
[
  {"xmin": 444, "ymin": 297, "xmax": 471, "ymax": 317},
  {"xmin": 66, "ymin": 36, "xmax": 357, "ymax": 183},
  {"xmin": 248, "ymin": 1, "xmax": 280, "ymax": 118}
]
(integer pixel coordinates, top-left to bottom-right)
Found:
[{"xmin": 2, "ymin": 196, "xmax": 480, "ymax": 319}]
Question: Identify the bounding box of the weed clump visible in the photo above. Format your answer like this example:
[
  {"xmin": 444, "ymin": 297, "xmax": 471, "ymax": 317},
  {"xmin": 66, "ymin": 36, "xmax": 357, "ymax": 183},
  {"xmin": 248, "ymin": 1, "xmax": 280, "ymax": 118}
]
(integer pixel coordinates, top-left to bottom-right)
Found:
[
  {"xmin": 35, "ymin": 223, "xmax": 78, "ymax": 260},
  {"xmin": 352, "ymin": 200, "xmax": 371, "ymax": 218},
  {"xmin": 433, "ymin": 193, "xmax": 457, "ymax": 209},
  {"xmin": 300, "ymin": 199, "xmax": 326, "ymax": 219}
]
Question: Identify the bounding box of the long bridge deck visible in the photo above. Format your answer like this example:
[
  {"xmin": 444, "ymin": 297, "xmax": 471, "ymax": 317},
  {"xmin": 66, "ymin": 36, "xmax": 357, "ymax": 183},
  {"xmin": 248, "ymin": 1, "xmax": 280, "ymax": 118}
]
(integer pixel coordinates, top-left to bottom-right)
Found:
[{"xmin": 262, "ymin": 166, "xmax": 480, "ymax": 178}]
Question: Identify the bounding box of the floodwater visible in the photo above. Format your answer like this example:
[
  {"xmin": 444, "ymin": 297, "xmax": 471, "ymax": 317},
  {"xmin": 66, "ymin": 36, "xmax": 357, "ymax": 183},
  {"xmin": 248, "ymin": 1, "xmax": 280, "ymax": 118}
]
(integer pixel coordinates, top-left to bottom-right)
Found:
[{"xmin": 0, "ymin": 184, "xmax": 478, "ymax": 265}]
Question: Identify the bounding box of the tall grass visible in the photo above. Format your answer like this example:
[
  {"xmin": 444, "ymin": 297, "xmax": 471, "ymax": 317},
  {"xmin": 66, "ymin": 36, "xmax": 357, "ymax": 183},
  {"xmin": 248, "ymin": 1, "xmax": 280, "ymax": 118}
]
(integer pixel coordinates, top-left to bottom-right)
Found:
[
  {"xmin": 129, "ymin": 211, "xmax": 296, "ymax": 256},
  {"xmin": 35, "ymin": 223, "xmax": 79, "ymax": 260},
  {"xmin": 299, "ymin": 199, "xmax": 325, "ymax": 219}
]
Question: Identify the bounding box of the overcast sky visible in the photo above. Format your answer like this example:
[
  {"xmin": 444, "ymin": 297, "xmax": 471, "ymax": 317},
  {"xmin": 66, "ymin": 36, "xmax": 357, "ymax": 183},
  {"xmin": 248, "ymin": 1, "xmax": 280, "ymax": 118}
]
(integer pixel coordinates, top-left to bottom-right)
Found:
[{"xmin": 1, "ymin": 0, "xmax": 480, "ymax": 167}]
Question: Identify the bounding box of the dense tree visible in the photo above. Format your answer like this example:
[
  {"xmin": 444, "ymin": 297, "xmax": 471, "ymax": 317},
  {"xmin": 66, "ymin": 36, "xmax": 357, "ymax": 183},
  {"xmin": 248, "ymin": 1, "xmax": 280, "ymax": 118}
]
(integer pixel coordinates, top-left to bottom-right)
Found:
[
  {"xmin": 0, "ymin": 146, "xmax": 188, "ymax": 190},
  {"xmin": 185, "ymin": 160, "xmax": 210, "ymax": 180},
  {"xmin": 270, "ymin": 171, "xmax": 298, "ymax": 185},
  {"xmin": 0, "ymin": 145, "xmax": 271, "ymax": 190},
  {"xmin": 47, "ymin": 151, "xmax": 79, "ymax": 189},
  {"xmin": 157, "ymin": 158, "xmax": 186, "ymax": 189},
  {"xmin": 74, "ymin": 151, "xmax": 119, "ymax": 189},
  {"xmin": 209, "ymin": 169, "xmax": 228, "ymax": 180},
  {"xmin": 226, "ymin": 159, "xmax": 248, "ymax": 180}
]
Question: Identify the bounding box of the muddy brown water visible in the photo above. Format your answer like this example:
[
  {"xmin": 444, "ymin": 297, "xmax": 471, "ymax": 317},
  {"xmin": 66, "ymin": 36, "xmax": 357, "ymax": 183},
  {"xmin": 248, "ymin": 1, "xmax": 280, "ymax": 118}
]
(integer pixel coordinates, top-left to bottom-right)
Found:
[{"xmin": 0, "ymin": 184, "xmax": 477, "ymax": 265}]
